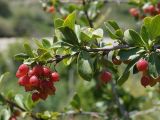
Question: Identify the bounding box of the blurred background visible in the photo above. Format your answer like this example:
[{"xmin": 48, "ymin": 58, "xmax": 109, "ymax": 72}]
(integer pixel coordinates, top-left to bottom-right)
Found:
[{"xmin": 0, "ymin": 0, "xmax": 160, "ymax": 120}]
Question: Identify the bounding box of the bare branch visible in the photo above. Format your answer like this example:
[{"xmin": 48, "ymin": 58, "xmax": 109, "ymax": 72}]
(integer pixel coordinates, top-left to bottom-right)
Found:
[{"xmin": 130, "ymin": 106, "xmax": 160, "ymax": 118}]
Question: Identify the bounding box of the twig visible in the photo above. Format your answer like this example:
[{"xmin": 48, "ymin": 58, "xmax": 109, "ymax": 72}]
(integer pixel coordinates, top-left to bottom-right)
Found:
[
  {"xmin": 111, "ymin": 81, "xmax": 130, "ymax": 120},
  {"xmin": 59, "ymin": 0, "xmax": 128, "ymax": 4},
  {"xmin": 85, "ymin": 44, "xmax": 129, "ymax": 52},
  {"xmin": 130, "ymin": 106, "xmax": 160, "ymax": 118},
  {"xmin": 0, "ymin": 94, "xmax": 40, "ymax": 120},
  {"xmin": 47, "ymin": 45, "xmax": 129, "ymax": 63},
  {"xmin": 82, "ymin": 0, "xmax": 94, "ymax": 28},
  {"xmin": 60, "ymin": 111, "xmax": 107, "ymax": 118}
]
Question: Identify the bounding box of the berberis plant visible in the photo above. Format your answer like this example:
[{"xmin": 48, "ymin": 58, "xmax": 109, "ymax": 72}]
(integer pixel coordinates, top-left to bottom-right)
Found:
[
  {"xmin": 14, "ymin": 11, "xmax": 160, "ymax": 97},
  {"xmin": 2, "ymin": 0, "xmax": 160, "ymax": 120}
]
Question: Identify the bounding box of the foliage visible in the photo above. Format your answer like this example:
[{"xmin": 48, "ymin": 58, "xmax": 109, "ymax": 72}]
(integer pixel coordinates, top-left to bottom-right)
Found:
[{"xmin": 2, "ymin": 0, "xmax": 160, "ymax": 120}]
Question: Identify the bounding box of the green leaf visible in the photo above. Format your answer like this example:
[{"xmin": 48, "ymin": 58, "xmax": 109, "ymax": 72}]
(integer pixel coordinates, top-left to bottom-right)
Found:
[
  {"xmin": 63, "ymin": 11, "xmax": 76, "ymax": 30},
  {"xmin": 133, "ymin": 65, "xmax": 139, "ymax": 74},
  {"xmin": 77, "ymin": 51, "xmax": 93, "ymax": 81},
  {"xmin": 0, "ymin": 72, "xmax": 9, "ymax": 86},
  {"xmin": 80, "ymin": 27, "xmax": 93, "ymax": 42},
  {"xmin": 105, "ymin": 25, "xmax": 119, "ymax": 39},
  {"xmin": 115, "ymin": 29, "xmax": 123, "ymax": 37},
  {"xmin": 143, "ymin": 17, "xmax": 152, "ymax": 31},
  {"xmin": 140, "ymin": 25, "xmax": 149, "ymax": 44},
  {"xmin": 24, "ymin": 43, "xmax": 34, "ymax": 57},
  {"xmin": 42, "ymin": 39, "xmax": 51, "ymax": 48},
  {"xmin": 143, "ymin": 15, "xmax": 160, "ymax": 39},
  {"xmin": 70, "ymin": 93, "xmax": 81, "ymax": 110},
  {"xmin": 75, "ymin": 25, "xmax": 81, "ymax": 43},
  {"xmin": 118, "ymin": 71, "xmax": 130, "ymax": 86},
  {"xmin": 39, "ymin": 52, "xmax": 52, "ymax": 61},
  {"xmin": 108, "ymin": 20, "xmax": 120, "ymax": 30},
  {"xmin": 148, "ymin": 53, "xmax": 160, "ymax": 78},
  {"xmin": 0, "ymin": 94, "xmax": 5, "ymax": 104},
  {"xmin": 118, "ymin": 55, "xmax": 142, "ymax": 85},
  {"xmin": 34, "ymin": 39, "xmax": 43, "ymax": 48},
  {"xmin": 155, "ymin": 54, "xmax": 160, "ymax": 75},
  {"xmin": 118, "ymin": 47, "xmax": 141, "ymax": 61},
  {"xmin": 24, "ymin": 94, "xmax": 36, "ymax": 110},
  {"xmin": 1, "ymin": 109, "xmax": 11, "ymax": 120},
  {"xmin": 54, "ymin": 18, "xmax": 64, "ymax": 28},
  {"xmin": 92, "ymin": 28, "xmax": 103, "ymax": 38},
  {"xmin": 63, "ymin": 57, "xmax": 74, "ymax": 66},
  {"xmin": 14, "ymin": 53, "xmax": 29, "ymax": 61},
  {"xmin": 14, "ymin": 94, "xmax": 26, "ymax": 110},
  {"xmin": 59, "ymin": 27, "xmax": 79, "ymax": 45},
  {"xmin": 149, "ymin": 15, "xmax": 160, "ymax": 39},
  {"xmin": 128, "ymin": 29, "xmax": 146, "ymax": 47},
  {"xmin": 37, "ymin": 48, "xmax": 48, "ymax": 56}
]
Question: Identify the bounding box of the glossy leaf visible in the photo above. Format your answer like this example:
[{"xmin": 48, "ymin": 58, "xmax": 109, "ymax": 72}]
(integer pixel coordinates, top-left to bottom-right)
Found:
[
  {"xmin": 70, "ymin": 93, "xmax": 81, "ymax": 110},
  {"xmin": 118, "ymin": 47, "xmax": 141, "ymax": 61},
  {"xmin": 105, "ymin": 25, "xmax": 119, "ymax": 39},
  {"xmin": 42, "ymin": 39, "xmax": 51, "ymax": 48},
  {"xmin": 54, "ymin": 18, "xmax": 64, "ymax": 28},
  {"xmin": 118, "ymin": 55, "xmax": 142, "ymax": 85},
  {"xmin": 149, "ymin": 15, "xmax": 160, "ymax": 39},
  {"xmin": 108, "ymin": 20, "xmax": 120, "ymax": 30},
  {"xmin": 148, "ymin": 53, "xmax": 160, "ymax": 78},
  {"xmin": 59, "ymin": 27, "xmax": 79, "ymax": 45},
  {"xmin": 24, "ymin": 43, "xmax": 34, "ymax": 57},
  {"xmin": 63, "ymin": 11, "xmax": 76, "ymax": 30},
  {"xmin": 128, "ymin": 29, "xmax": 146, "ymax": 47},
  {"xmin": 77, "ymin": 51, "xmax": 93, "ymax": 81},
  {"xmin": 140, "ymin": 25, "xmax": 149, "ymax": 44},
  {"xmin": 0, "ymin": 72, "xmax": 9, "ymax": 86},
  {"xmin": 14, "ymin": 53, "xmax": 29, "ymax": 61},
  {"xmin": 14, "ymin": 94, "xmax": 26, "ymax": 110}
]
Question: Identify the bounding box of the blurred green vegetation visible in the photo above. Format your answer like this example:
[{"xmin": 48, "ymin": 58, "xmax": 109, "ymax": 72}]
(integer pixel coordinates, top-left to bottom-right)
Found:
[
  {"xmin": 0, "ymin": 0, "xmax": 53, "ymax": 37},
  {"xmin": 0, "ymin": 0, "xmax": 139, "ymax": 37}
]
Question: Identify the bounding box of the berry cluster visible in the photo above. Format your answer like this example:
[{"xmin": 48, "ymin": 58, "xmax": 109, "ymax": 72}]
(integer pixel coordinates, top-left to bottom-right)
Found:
[
  {"xmin": 136, "ymin": 59, "xmax": 157, "ymax": 87},
  {"xmin": 16, "ymin": 64, "xmax": 59, "ymax": 102},
  {"xmin": 129, "ymin": 2, "xmax": 160, "ymax": 20},
  {"xmin": 100, "ymin": 71, "xmax": 112, "ymax": 83}
]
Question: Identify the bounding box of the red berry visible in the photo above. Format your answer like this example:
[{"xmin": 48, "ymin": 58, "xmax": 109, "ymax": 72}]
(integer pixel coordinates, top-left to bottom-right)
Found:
[
  {"xmin": 141, "ymin": 76, "xmax": 151, "ymax": 87},
  {"xmin": 112, "ymin": 56, "xmax": 122, "ymax": 65},
  {"xmin": 51, "ymin": 72, "xmax": 60, "ymax": 82},
  {"xmin": 16, "ymin": 70, "xmax": 23, "ymax": 78},
  {"xmin": 24, "ymin": 85, "xmax": 34, "ymax": 91},
  {"xmin": 9, "ymin": 116, "xmax": 17, "ymax": 120},
  {"xmin": 28, "ymin": 69, "xmax": 34, "ymax": 77},
  {"xmin": 47, "ymin": 86, "xmax": 56, "ymax": 95},
  {"xmin": 32, "ymin": 92, "xmax": 40, "ymax": 102},
  {"xmin": 18, "ymin": 76, "xmax": 30, "ymax": 86},
  {"xmin": 100, "ymin": 71, "xmax": 112, "ymax": 83},
  {"xmin": 39, "ymin": 92, "xmax": 48, "ymax": 100},
  {"xmin": 29, "ymin": 75, "xmax": 39, "ymax": 87},
  {"xmin": 136, "ymin": 59, "xmax": 148, "ymax": 71},
  {"xmin": 129, "ymin": 8, "xmax": 139, "ymax": 17},
  {"xmin": 48, "ymin": 6, "xmax": 55, "ymax": 13},
  {"xmin": 148, "ymin": 5, "xmax": 156, "ymax": 13},
  {"xmin": 32, "ymin": 65, "xmax": 43, "ymax": 76},
  {"xmin": 18, "ymin": 64, "xmax": 29, "ymax": 75},
  {"xmin": 43, "ymin": 67, "xmax": 51, "ymax": 76}
]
